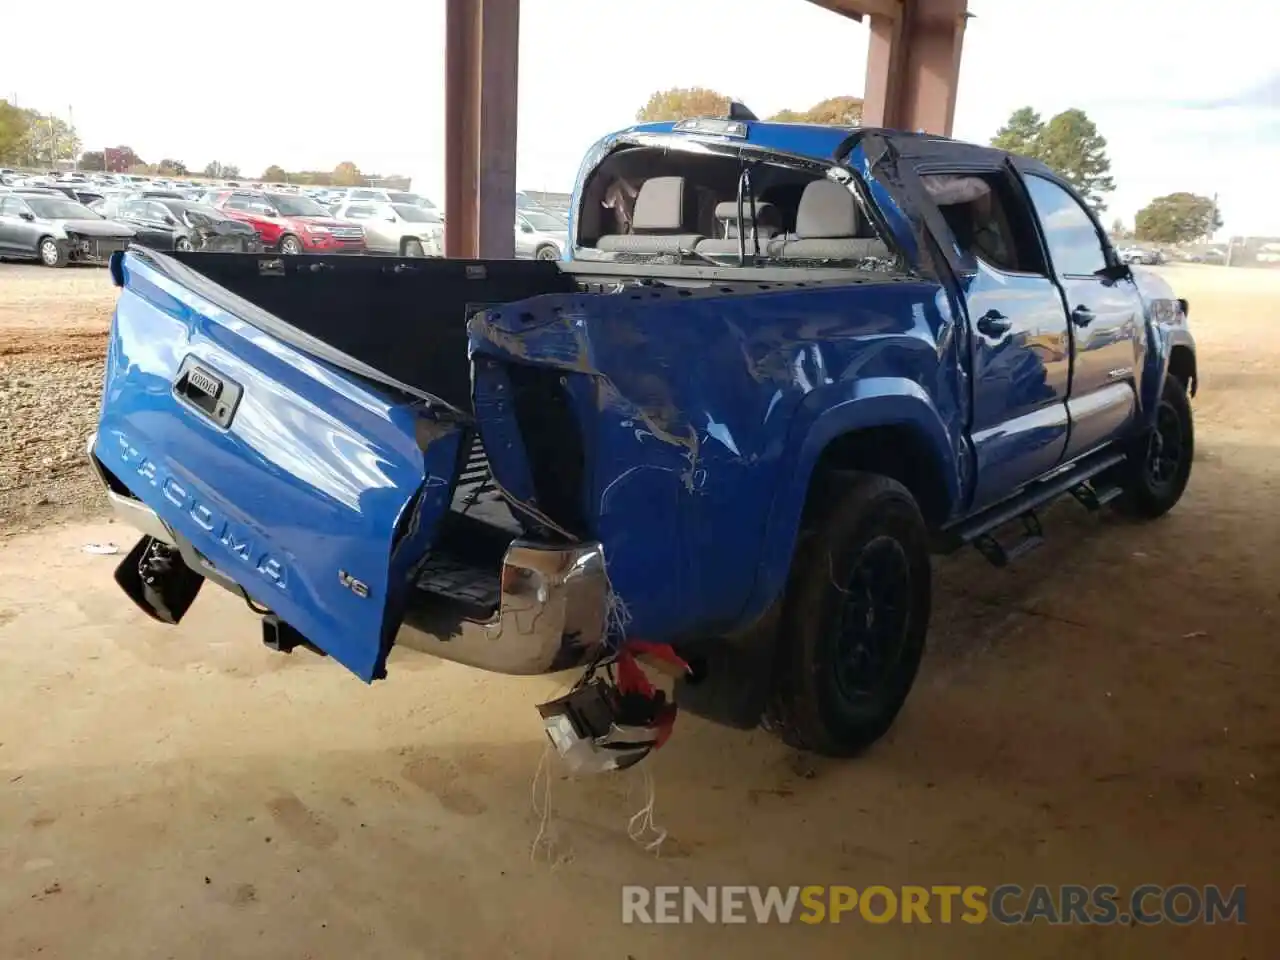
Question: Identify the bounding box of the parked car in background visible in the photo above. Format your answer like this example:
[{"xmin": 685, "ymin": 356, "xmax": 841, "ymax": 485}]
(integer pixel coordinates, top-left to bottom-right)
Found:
[
  {"xmin": 515, "ymin": 190, "xmax": 544, "ymax": 211},
  {"xmin": 207, "ymin": 190, "xmax": 365, "ymax": 255},
  {"xmin": 43, "ymin": 183, "xmax": 106, "ymax": 207},
  {"xmin": 107, "ymin": 197, "xmax": 263, "ymax": 253},
  {"xmin": 1118, "ymin": 246, "xmax": 1164, "ymax": 265},
  {"xmin": 339, "ymin": 187, "xmax": 440, "ymax": 211},
  {"xmin": 333, "ymin": 201, "xmax": 443, "ymax": 256},
  {"xmin": 0, "ymin": 192, "xmax": 134, "ymax": 266},
  {"xmin": 514, "ymin": 209, "xmax": 568, "ymax": 260}
]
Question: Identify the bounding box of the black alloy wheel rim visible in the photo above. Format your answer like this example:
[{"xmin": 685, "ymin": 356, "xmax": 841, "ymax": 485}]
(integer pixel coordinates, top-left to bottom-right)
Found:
[
  {"xmin": 833, "ymin": 536, "xmax": 912, "ymax": 701},
  {"xmin": 1145, "ymin": 400, "xmax": 1184, "ymax": 491}
]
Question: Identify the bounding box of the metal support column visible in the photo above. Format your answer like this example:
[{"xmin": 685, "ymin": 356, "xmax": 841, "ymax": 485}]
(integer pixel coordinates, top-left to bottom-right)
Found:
[
  {"xmin": 444, "ymin": 0, "xmax": 520, "ymax": 258},
  {"xmin": 861, "ymin": 0, "xmax": 968, "ymax": 135}
]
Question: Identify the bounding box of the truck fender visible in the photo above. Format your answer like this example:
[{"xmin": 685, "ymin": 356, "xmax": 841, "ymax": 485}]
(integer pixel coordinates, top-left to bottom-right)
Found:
[
  {"xmin": 740, "ymin": 377, "xmax": 961, "ymax": 626},
  {"xmin": 1141, "ymin": 325, "xmax": 1197, "ymax": 429}
]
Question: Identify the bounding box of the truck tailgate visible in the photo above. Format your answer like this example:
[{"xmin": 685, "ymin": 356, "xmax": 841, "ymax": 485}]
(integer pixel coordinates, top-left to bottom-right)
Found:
[{"xmin": 92, "ymin": 250, "xmax": 465, "ymax": 681}]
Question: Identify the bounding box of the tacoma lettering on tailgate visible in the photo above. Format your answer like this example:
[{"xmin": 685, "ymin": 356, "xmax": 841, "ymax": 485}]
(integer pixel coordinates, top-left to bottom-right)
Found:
[{"xmin": 115, "ymin": 434, "xmax": 288, "ymax": 590}]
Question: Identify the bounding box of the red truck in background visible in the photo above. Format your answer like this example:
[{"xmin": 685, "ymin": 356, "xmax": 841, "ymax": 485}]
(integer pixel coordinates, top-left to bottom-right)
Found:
[{"xmin": 205, "ymin": 190, "xmax": 365, "ymax": 255}]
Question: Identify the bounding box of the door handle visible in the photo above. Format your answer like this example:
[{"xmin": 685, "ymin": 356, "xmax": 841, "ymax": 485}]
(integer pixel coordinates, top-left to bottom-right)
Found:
[
  {"xmin": 976, "ymin": 310, "xmax": 1012, "ymax": 338},
  {"xmin": 1072, "ymin": 305, "xmax": 1095, "ymax": 327},
  {"xmin": 173, "ymin": 357, "xmax": 242, "ymax": 429}
]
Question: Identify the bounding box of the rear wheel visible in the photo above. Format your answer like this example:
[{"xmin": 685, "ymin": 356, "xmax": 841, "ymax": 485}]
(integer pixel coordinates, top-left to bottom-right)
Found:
[
  {"xmin": 1114, "ymin": 375, "xmax": 1194, "ymax": 518},
  {"xmin": 279, "ymin": 234, "xmax": 303, "ymax": 256},
  {"xmin": 534, "ymin": 244, "xmax": 560, "ymax": 261},
  {"xmin": 765, "ymin": 472, "xmax": 932, "ymax": 756},
  {"xmin": 175, "ymin": 237, "xmax": 194, "ymax": 252},
  {"xmin": 39, "ymin": 237, "xmax": 66, "ymax": 268},
  {"xmin": 403, "ymin": 238, "xmax": 425, "ymax": 258}
]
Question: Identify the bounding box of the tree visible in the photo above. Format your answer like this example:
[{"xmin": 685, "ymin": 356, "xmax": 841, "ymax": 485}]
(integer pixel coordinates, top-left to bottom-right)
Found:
[
  {"xmin": 1109, "ymin": 217, "xmax": 1132, "ymax": 242},
  {"xmin": 1135, "ymin": 193, "xmax": 1223, "ymax": 244},
  {"xmin": 22, "ymin": 114, "xmax": 80, "ymax": 166},
  {"xmin": 332, "ymin": 161, "xmax": 363, "ymax": 186},
  {"xmin": 1036, "ymin": 109, "xmax": 1115, "ymax": 211},
  {"xmin": 768, "ymin": 95, "xmax": 863, "ymax": 125},
  {"xmin": 990, "ymin": 106, "xmax": 1115, "ymax": 211},
  {"xmin": 262, "ymin": 164, "xmax": 288, "ymax": 182},
  {"xmin": 202, "ymin": 161, "xmax": 240, "ymax": 179},
  {"xmin": 635, "ymin": 87, "xmax": 730, "ymax": 122},
  {"xmin": 79, "ymin": 150, "xmax": 105, "ymax": 171},
  {"xmin": 801, "ymin": 95, "xmax": 862, "ymax": 125},
  {"xmin": 991, "ymin": 107, "xmax": 1044, "ymax": 159},
  {"xmin": 0, "ymin": 100, "xmax": 26, "ymax": 164},
  {"xmin": 157, "ymin": 158, "xmax": 188, "ymax": 176}
]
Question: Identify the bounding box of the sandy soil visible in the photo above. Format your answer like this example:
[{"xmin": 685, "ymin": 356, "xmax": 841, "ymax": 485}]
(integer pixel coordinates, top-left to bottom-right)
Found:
[{"xmin": 0, "ymin": 263, "xmax": 1276, "ymax": 958}]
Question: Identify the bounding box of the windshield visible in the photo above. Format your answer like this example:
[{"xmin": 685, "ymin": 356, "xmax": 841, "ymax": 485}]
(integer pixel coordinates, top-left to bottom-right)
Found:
[
  {"xmin": 27, "ymin": 198, "xmax": 101, "ymax": 220},
  {"xmin": 268, "ymin": 194, "xmax": 328, "ymax": 217},
  {"xmin": 523, "ymin": 210, "xmax": 567, "ymax": 231},
  {"xmin": 392, "ymin": 204, "xmax": 441, "ymax": 223},
  {"xmin": 174, "ymin": 203, "xmax": 225, "ymax": 222}
]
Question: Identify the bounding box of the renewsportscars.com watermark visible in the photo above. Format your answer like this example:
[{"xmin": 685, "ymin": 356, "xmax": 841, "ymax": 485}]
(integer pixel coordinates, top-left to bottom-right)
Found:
[{"xmin": 621, "ymin": 884, "xmax": 1247, "ymax": 926}]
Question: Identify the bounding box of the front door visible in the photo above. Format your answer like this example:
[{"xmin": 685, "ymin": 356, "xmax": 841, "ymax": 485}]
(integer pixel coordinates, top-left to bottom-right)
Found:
[{"xmin": 1021, "ymin": 174, "xmax": 1144, "ymax": 460}]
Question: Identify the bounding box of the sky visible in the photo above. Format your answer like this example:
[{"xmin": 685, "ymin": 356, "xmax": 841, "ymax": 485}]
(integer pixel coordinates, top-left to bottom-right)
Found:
[{"xmin": 3, "ymin": 0, "xmax": 1278, "ymax": 237}]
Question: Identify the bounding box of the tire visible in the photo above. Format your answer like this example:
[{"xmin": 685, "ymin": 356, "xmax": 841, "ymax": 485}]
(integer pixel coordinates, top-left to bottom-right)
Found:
[
  {"xmin": 534, "ymin": 244, "xmax": 560, "ymax": 261},
  {"xmin": 1114, "ymin": 375, "xmax": 1194, "ymax": 519},
  {"xmin": 38, "ymin": 237, "xmax": 66, "ymax": 268},
  {"xmin": 175, "ymin": 237, "xmax": 194, "ymax": 252},
  {"xmin": 765, "ymin": 472, "xmax": 932, "ymax": 756},
  {"xmin": 279, "ymin": 234, "xmax": 303, "ymax": 256},
  {"xmin": 403, "ymin": 238, "xmax": 425, "ymax": 258}
]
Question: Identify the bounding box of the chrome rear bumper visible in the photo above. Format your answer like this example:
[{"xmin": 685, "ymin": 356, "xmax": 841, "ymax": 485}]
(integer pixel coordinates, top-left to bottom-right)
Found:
[
  {"xmin": 87, "ymin": 437, "xmax": 608, "ymax": 676},
  {"xmin": 87, "ymin": 437, "xmax": 176, "ymax": 545},
  {"xmin": 396, "ymin": 541, "xmax": 608, "ymax": 675}
]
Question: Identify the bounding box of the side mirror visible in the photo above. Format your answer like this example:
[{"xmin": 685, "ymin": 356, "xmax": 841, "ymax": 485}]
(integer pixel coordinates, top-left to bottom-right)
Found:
[
  {"xmin": 19, "ymin": 212, "xmax": 35, "ymax": 222},
  {"xmin": 520, "ymin": 223, "xmax": 534, "ymax": 233},
  {"xmin": 162, "ymin": 215, "xmax": 176, "ymax": 225},
  {"xmin": 1096, "ymin": 261, "xmax": 1131, "ymax": 283}
]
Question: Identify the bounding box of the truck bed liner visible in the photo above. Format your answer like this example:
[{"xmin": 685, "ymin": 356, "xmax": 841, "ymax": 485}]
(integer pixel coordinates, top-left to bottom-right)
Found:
[{"xmin": 169, "ymin": 251, "xmax": 577, "ymax": 412}]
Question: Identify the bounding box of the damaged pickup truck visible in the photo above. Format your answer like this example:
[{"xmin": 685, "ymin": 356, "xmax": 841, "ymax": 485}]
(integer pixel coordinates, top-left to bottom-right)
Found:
[{"xmin": 88, "ymin": 115, "xmax": 1197, "ymax": 768}]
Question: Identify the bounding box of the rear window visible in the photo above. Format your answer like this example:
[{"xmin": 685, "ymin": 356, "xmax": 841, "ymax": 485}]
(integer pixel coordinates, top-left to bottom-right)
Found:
[{"xmin": 574, "ymin": 145, "xmax": 900, "ymax": 271}]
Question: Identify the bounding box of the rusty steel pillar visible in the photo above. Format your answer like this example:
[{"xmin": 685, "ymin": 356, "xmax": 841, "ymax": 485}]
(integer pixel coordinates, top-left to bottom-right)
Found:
[
  {"xmin": 444, "ymin": 0, "xmax": 519, "ymax": 258},
  {"xmin": 861, "ymin": 0, "xmax": 968, "ymax": 135}
]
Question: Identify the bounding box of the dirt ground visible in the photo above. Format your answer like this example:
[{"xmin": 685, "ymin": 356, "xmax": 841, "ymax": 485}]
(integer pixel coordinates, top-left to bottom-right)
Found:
[
  {"xmin": 0, "ymin": 262, "xmax": 1276, "ymax": 959},
  {"xmin": 0, "ymin": 265, "xmax": 117, "ymax": 534}
]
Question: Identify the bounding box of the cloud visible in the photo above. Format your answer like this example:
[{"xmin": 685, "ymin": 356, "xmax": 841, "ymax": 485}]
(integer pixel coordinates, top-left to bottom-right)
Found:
[{"xmin": 1177, "ymin": 73, "xmax": 1280, "ymax": 110}]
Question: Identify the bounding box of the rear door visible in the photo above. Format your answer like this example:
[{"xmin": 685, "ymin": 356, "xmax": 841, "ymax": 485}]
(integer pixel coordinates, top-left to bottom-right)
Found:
[
  {"xmin": 1020, "ymin": 173, "xmax": 1143, "ymax": 460},
  {"xmin": 93, "ymin": 250, "xmax": 467, "ymax": 681},
  {"xmin": 911, "ymin": 163, "xmax": 1072, "ymax": 508}
]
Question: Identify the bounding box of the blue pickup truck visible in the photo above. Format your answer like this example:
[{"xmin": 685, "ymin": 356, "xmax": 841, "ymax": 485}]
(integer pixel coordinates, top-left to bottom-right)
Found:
[{"xmin": 88, "ymin": 116, "xmax": 1196, "ymax": 764}]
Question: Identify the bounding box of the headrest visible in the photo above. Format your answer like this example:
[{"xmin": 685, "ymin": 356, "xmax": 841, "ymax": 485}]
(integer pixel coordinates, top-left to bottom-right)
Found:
[
  {"xmin": 795, "ymin": 180, "xmax": 860, "ymax": 239},
  {"xmin": 714, "ymin": 200, "xmax": 779, "ymax": 223},
  {"xmin": 632, "ymin": 176, "xmax": 687, "ymax": 231},
  {"xmin": 921, "ymin": 174, "xmax": 991, "ymax": 206}
]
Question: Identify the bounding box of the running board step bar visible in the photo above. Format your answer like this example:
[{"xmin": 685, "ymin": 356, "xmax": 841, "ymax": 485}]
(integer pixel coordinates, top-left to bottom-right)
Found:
[
  {"xmin": 972, "ymin": 512, "xmax": 1044, "ymax": 568},
  {"xmin": 1070, "ymin": 481, "xmax": 1124, "ymax": 512},
  {"xmin": 944, "ymin": 449, "xmax": 1127, "ymax": 563}
]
